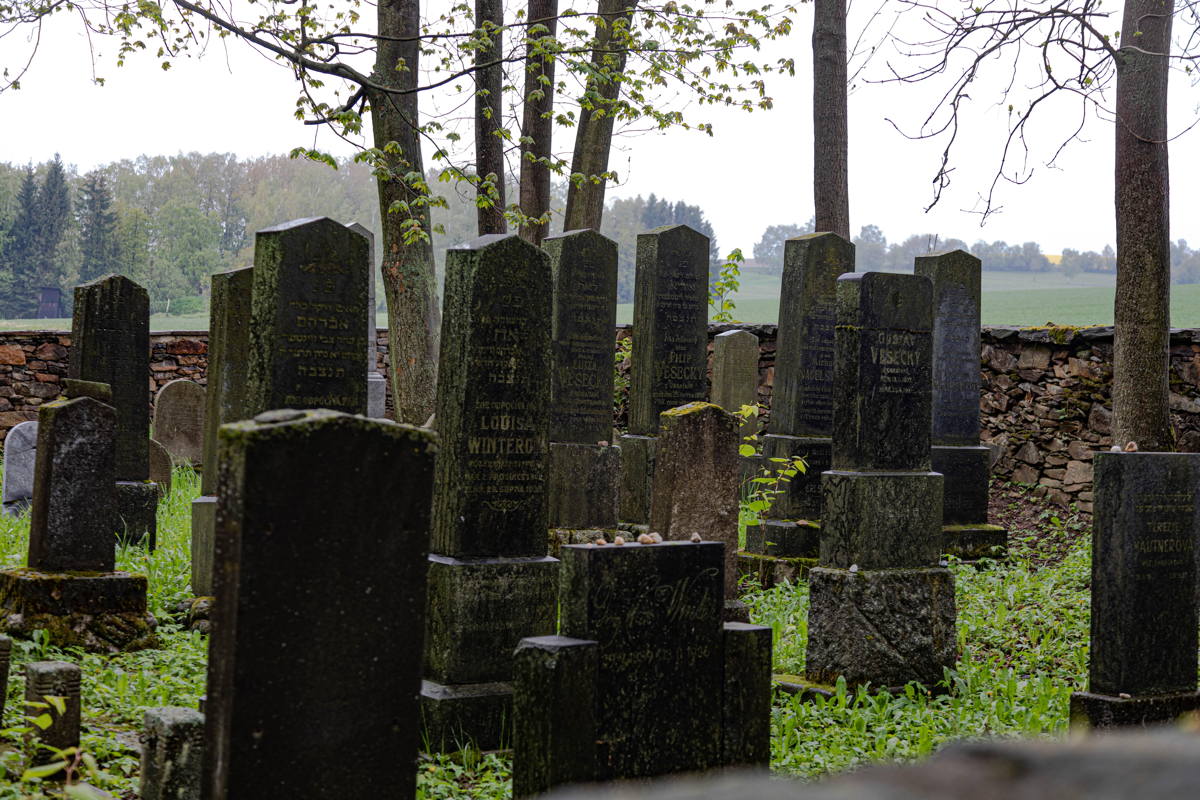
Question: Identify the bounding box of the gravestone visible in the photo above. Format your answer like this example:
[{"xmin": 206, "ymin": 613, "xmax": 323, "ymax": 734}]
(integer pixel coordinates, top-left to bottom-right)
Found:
[
  {"xmin": 149, "ymin": 438, "xmax": 174, "ymax": 497},
  {"xmin": 69, "ymin": 274, "xmax": 158, "ymax": 545},
  {"xmin": 711, "ymin": 329, "xmax": 760, "ymax": 437},
  {"xmin": 191, "ymin": 266, "xmax": 253, "ymax": 598},
  {"xmin": 141, "ymin": 707, "xmax": 204, "ymax": 800},
  {"xmin": 621, "ymin": 225, "xmax": 710, "ymax": 524},
  {"xmin": 0, "ymin": 395, "xmax": 156, "ymax": 651},
  {"xmin": 744, "ymin": 234, "xmax": 851, "ymax": 568},
  {"xmin": 347, "ymin": 221, "xmax": 388, "ymax": 418},
  {"xmin": 246, "ymin": 217, "xmax": 369, "ymax": 416},
  {"xmin": 1070, "ymin": 452, "xmax": 1200, "ymax": 729},
  {"xmin": 25, "ymin": 661, "xmax": 81, "ymax": 773},
  {"xmin": 649, "ymin": 402, "xmax": 745, "ymax": 620},
  {"xmin": 154, "ymin": 379, "xmax": 206, "ymax": 467},
  {"xmin": 2, "ymin": 420, "xmax": 38, "ymax": 516},
  {"xmin": 512, "ymin": 541, "xmax": 771, "ymax": 796},
  {"xmin": 915, "ymin": 250, "xmax": 1006, "ymax": 558},
  {"xmin": 204, "ymin": 409, "xmax": 435, "ymax": 798},
  {"xmin": 422, "ymin": 234, "xmax": 558, "ymax": 751},
  {"xmin": 804, "ymin": 272, "xmax": 955, "ymax": 689},
  {"xmin": 545, "ymin": 229, "xmax": 620, "ymax": 540},
  {"xmin": 0, "ymin": 635, "xmax": 10, "ymax": 721}
]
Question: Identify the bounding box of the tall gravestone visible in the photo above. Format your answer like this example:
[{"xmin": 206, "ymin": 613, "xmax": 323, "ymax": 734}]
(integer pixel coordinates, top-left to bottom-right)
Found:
[
  {"xmin": 1070, "ymin": 452, "xmax": 1200, "ymax": 729},
  {"xmin": 346, "ymin": 222, "xmax": 388, "ymax": 418},
  {"xmin": 915, "ymin": 250, "xmax": 1006, "ymax": 558},
  {"xmin": 154, "ymin": 379, "xmax": 206, "ymax": 467},
  {"xmin": 804, "ymin": 272, "xmax": 955, "ymax": 689},
  {"xmin": 69, "ymin": 274, "xmax": 157, "ymax": 545},
  {"xmin": 422, "ymin": 234, "xmax": 558, "ymax": 751},
  {"xmin": 649, "ymin": 402, "xmax": 745, "ymax": 620},
  {"xmin": 190, "ymin": 266, "xmax": 253, "ymax": 598},
  {"xmin": 2, "ymin": 420, "xmax": 38, "ymax": 516},
  {"xmin": 711, "ymin": 329, "xmax": 760, "ymax": 438},
  {"xmin": 0, "ymin": 395, "xmax": 157, "ymax": 651},
  {"xmin": 512, "ymin": 541, "xmax": 771, "ymax": 796},
  {"xmin": 544, "ymin": 229, "xmax": 620, "ymax": 542},
  {"xmin": 620, "ymin": 225, "xmax": 710, "ymax": 525},
  {"xmin": 204, "ymin": 409, "xmax": 435, "ymax": 798},
  {"xmin": 247, "ymin": 217, "xmax": 369, "ymax": 417},
  {"xmin": 745, "ymin": 233, "xmax": 851, "ymax": 566}
]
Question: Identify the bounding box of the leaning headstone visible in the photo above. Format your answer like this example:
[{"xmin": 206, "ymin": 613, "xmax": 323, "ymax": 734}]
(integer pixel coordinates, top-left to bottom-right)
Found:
[
  {"xmin": 804, "ymin": 272, "xmax": 955, "ymax": 689},
  {"xmin": 513, "ymin": 541, "xmax": 771, "ymax": 796},
  {"xmin": 1, "ymin": 420, "xmax": 38, "ymax": 516},
  {"xmin": 745, "ymin": 233, "xmax": 851, "ymax": 566},
  {"xmin": 915, "ymin": 250, "xmax": 1006, "ymax": 558},
  {"xmin": 70, "ymin": 274, "xmax": 157, "ymax": 546},
  {"xmin": 205, "ymin": 409, "xmax": 435, "ymax": 798},
  {"xmin": 246, "ymin": 217, "xmax": 369, "ymax": 416},
  {"xmin": 1070, "ymin": 452, "xmax": 1200, "ymax": 729},
  {"xmin": 422, "ymin": 234, "xmax": 558, "ymax": 751},
  {"xmin": 149, "ymin": 438, "xmax": 174, "ymax": 498},
  {"xmin": 141, "ymin": 707, "xmax": 204, "ymax": 800},
  {"xmin": 347, "ymin": 221, "xmax": 388, "ymax": 418},
  {"xmin": 191, "ymin": 266, "xmax": 253, "ymax": 598},
  {"xmin": 711, "ymin": 329, "xmax": 760, "ymax": 437},
  {"xmin": 153, "ymin": 379, "xmax": 205, "ymax": 467},
  {"xmin": 620, "ymin": 225, "xmax": 710, "ymax": 524},
  {"xmin": 545, "ymin": 229, "xmax": 620, "ymax": 542},
  {"xmin": 649, "ymin": 402, "xmax": 745, "ymax": 620},
  {"xmin": 0, "ymin": 396, "xmax": 156, "ymax": 651},
  {"xmin": 25, "ymin": 661, "xmax": 81, "ymax": 773}
]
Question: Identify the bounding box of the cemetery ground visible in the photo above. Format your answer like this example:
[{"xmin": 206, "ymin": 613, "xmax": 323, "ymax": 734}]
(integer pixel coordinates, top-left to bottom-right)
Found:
[{"xmin": 0, "ymin": 467, "xmax": 1097, "ymax": 798}]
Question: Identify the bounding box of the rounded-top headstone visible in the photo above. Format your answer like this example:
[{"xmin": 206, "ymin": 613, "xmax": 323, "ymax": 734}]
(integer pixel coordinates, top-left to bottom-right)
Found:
[
  {"xmin": 2, "ymin": 420, "xmax": 39, "ymax": 515},
  {"xmin": 154, "ymin": 379, "xmax": 206, "ymax": 466}
]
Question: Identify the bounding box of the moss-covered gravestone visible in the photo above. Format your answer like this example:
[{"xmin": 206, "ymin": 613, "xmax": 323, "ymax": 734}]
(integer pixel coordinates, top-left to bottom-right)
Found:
[
  {"xmin": 26, "ymin": 661, "xmax": 81, "ymax": 775},
  {"xmin": 0, "ymin": 395, "xmax": 156, "ymax": 652},
  {"xmin": 422, "ymin": 234, "xmax": 558, "ymax": 751},
  {"xmin": 346, "ymin": 221, "xmax": 388, "ymax": 418},
  {"xmin": 204, "ymin": 410, "xmax": 435, "ymax": 798},
  {"xmin": 246, "ymin": 217, "xmax": 369, "ymax": 416},
  {"xmin": 915, "ymin": 250, "xmax": 1006, "ymax": 558},
  {"xmin": 1070, "ymin": 452, "xmax": 1200, "ymax": 729},
  {"xmin": 545, "ymin": 229, "xmax": 620, "ymax": 544},
  {"xmin": 804, "ymin": 272, "xmax": 955, "ymax": 690},
  {"xmin": 69, "ymin": 274, "xmax": 158, "ymax": 546},
  {"xmin": 141, "ymin": 707, "xmax": 204, "ymax": 800},
  {"xmin": 620, "ymin": 225, "xmax": 710, "ymax": 525},
  {"xmin": 649, "ymin": 402, "xmax": 745, "ymax": 620},
  {"xmin": 191, "ymin": 266, "xmax": 253, "ymax": 598},
  {"xmin": 512, "ymin": 541, "xmax": 771, "ymax": 796},
  {"xmin": 744, "ymin": 234, "xmax": 851, "ymax": 574}
]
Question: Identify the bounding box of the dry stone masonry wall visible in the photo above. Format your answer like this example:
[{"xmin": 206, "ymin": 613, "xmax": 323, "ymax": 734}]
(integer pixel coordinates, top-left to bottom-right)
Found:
[{"xmin": 0, "ymin": 324, "xmax": 1197, "ymax": 511}]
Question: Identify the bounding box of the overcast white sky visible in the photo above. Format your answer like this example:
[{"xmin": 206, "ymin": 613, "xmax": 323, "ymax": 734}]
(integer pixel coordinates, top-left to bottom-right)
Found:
[{"xmin": 4, "ymin": 2, "xmax": 1200, "ymax": 256}]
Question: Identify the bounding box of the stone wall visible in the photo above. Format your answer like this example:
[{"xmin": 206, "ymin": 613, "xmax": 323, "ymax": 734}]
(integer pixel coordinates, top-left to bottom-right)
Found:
[{"xmin": 1, "ymin": 324, "xmax": 1198, "ymax": 512}]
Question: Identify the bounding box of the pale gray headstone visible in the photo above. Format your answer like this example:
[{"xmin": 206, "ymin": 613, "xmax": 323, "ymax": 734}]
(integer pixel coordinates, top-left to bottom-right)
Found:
[
  {"xmin": 348, "ymin": 221, "xmax": 388, "ymax": 418},
  {"xmin": 711, "ymin": 329, "xmax": 760, "ymax": 437},
  {"xmin": 2, "ymin": 421, "xmax": 38, "ymax": 516},
  {"xmin": 154, "ymin": 379, "xmax": 206, "ymax": 466}
]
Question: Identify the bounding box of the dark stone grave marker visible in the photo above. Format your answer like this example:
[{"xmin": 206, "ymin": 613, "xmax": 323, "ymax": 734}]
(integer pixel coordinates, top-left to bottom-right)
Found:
[
  {"xmin": 1070, "ymin": 452, "xmax": 1200, "ymax": 729},
  {"xmin": 915, "ymin": 250, "xmax": 1006, "ymax": 558},
  {"xmin": 805, "ymin": 271, "xmax": 955, "ymax": 689},
  {"xmin": 204, "ymin": 409, "xmax": 434, "ymax": 798},
  {"xmin": 142, "ymin": 706, "xmax": 204, "ymax": 800},
  {"xmin": 422, "ymin": 234, "xmax": 558, "ymax": 751},
  {"xmin": 26, "ymin": 660, "xmax": 81, "ymax": 773}
]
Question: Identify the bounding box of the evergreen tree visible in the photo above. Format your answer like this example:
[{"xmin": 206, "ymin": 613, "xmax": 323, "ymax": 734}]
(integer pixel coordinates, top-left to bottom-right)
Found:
[
  {"xmin": 35, "ymin": 154, "xmax": 71, "ymax": 289},
  {"xmin": 77, "ymin": 171, "xmax": 118, "ymax": 283},
  {"xmin": 5, "ymin": 166, "xmax": 40, "ymax": 317}
]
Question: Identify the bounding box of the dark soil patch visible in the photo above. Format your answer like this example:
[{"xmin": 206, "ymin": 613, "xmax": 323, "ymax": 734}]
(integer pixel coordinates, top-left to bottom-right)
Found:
[{"xmin": 988, "ymin": 479, "xmax": 1090, "ymax": 569}]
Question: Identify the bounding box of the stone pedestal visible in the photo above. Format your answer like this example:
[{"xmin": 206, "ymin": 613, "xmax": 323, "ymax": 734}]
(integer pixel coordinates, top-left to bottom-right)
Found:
[
  {"xmin": 932, "ymin": 445, "xmax": 1006, "ymax": 558},
  {"xmin": 745, "ymin": 519, "xmax": 821, "ymax": 558},
  {"xmin": 421, "ymin": 554, "xmax": 558, "ymax": 751},
  {"xmin": 760, "ymin": 434, "xmax": 831, "ymax": 521},
  {"xmin": 618, "ymin": 434, "xmax": 656, "ymax": 524},
  {"xmin": 0, "ymin": 568, "xmax": 157, "ymax": 652},
  {"xmin": 1070, "ymin": 690, "xmax": 1200, "ymax": 731},
  {"xmin": 820, "ymin": 471, "xmax": 943, "ymax": 569},
  {"xmin": 737, "ymin": 552, "xmax": 816, "ymax": 590},
  {"xmin": 190, "ymin": 495, "xmax": 216, "ymax": 596},
  {"xmin": 805, "ymin": 566, "xmax": 956, "ymax": 689},
  {"xmin": 547, "ymin": 442, "xmax": 619, "ymax": 531},
  {"xmin": 367, "ymin": 374, "xmax": 387, "ymax": 418},
  {"xmin": 116, "ymin": 480, "xmax": 158, "ymax": 549}
]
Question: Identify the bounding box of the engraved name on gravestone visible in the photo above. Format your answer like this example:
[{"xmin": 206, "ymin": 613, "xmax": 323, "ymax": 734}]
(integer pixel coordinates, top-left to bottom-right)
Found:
[
  {"xmin": 247, "ymin": 218, "xmax": 368, "ymax": 416},
  {"xmin": 628, "ymin": 225, "xmax": 710, "ymax": 435},
  {"xmin": 545, "ymin": 229, "xmax": 619, "ymax": 445}
]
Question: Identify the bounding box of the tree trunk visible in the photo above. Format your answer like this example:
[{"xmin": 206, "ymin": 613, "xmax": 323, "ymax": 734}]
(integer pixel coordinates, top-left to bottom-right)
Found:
[
  {"xmin": 562, "ymin": 0, "xmax": 637, "ymax": 231},
  {"xmin": 518, "ymin": 0, "xmax": 559, "ymax": 246},
  {"xmin": 475, "ymin": 0, "xmax": 507, "ymax": 235},
  {"xmin": 812, "ymin": 0, "xmax": 849, "ymax": 238},
  {"xmin": 1112, "ymin": 0, "xmax": 1174, "ymax": 450},
  {"xmin": 371, "ymin": 0, "xmax": 441, "ymax": 423}
]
